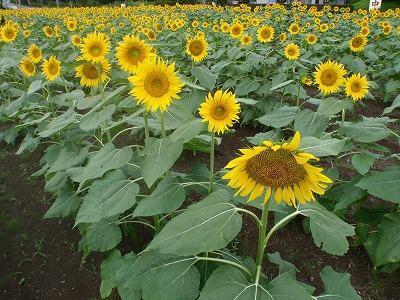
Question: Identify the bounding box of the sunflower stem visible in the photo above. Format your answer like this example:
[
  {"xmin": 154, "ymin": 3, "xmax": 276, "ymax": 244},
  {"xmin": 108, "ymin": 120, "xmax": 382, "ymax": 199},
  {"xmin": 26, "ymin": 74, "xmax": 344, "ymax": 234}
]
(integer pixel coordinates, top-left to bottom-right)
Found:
[
  {"xmin": 208, "ymin": 132, "xmax": 215, "ymax": 194},
  {"xmin": 160, "ymin": 112, "xmax": 166, "ymax": 138},
  {"xmin": 144, "ymin": 111, "xmax": 150, "ymax": 139},
  {"xmin": 341, "ymin": 108, "xmax": 346, "ymax": 126},
  {"xmin": 254, "ymin": 201, "xmax": 270, "ymax": 284}
]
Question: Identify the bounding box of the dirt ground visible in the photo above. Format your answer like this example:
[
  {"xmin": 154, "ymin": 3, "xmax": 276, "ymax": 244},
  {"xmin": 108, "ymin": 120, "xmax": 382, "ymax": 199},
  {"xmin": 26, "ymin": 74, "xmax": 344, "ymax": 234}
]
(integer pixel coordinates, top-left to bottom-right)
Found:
[{"xmin": 1, "ymin": 97, "xmax": 399, "ymax": 300}]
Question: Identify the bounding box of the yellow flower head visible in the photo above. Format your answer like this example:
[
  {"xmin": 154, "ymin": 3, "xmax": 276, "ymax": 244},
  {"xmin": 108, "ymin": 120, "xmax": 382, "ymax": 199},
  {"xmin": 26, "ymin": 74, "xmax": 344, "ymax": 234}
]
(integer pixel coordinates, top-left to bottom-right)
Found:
[
  {"xmin": 345, "ymin": 73, "xmax": 368, "ymax": 101},
  {"xmin": 284, "ymin": 43, "xmax": 301, "ymax": 61},
  {"xmin": 75, "ymin": 59, "xmax": 110, "ymax": 87},
  {"xmin": 81, "ymin": 32, "xmax": 110, "ymax": 63},
  {"xmin": 306, "ymin": 34, "xmax": 317, "ymax": 45},
  {"xmin": 230, "ymin": 22, "xmax": 244, "ymax": 39},
  {"xmin": 42, "ymin": 56, "xmax": 61, "ymax": 81},
  {"xmin": 27, "ymin": 44, "xmax": 42, "ymax": 63},
  {"xmin": 240, "ymin": 35, "xmax": 252, "ymax": 46},
  {"xmin": 288, "ymin": 22, "xmax": 300, "ymax": 34},
  {"xmin": 257, "ymin": 26, "xmax": 274, "ymax": 43},
  {"xmin": 129, "ymin": 58, "xmax": 184, "ymax": 112},
  {"xmin": 116, "ymin": 35, "xmax": 154, "ymax": 73},
  {"xmin": 314, "ymin": 60, "xmax": 347, "ymax": 95},
  {"xmin": 43, "ymin": 26, "xmax": 54, "ymax": 38},
  {"xmin": 198, "ymin": 90, "xmax": 241, "ymax": 134},
  {"xmin": 186, "ymin": 35, "xmax": 208, "ymax": 62},
  {"xmin": 223, "ymin": 131, "xmax": 332, "ymax": 206},
  {"xmin": 349, "ymin": 34, "xmax": 367, "ymax": 52},
  {"xmin": 71, "ymin": 34, "xmax": 82, "ymax": 46},
  {"xmin": 0, "ymin": 23, "xmax": 18, "ymax": 43},
  {"xmin": 19, "ymin": 57, "xmax": 36, "ymax": 77}
]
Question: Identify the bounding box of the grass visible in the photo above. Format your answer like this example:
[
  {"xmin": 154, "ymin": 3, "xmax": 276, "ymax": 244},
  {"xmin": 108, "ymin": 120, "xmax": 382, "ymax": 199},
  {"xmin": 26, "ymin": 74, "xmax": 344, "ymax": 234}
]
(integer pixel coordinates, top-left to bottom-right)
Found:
[{"xmin": 351, "ymin": 0, "xmax": 399, "ymax": 10}]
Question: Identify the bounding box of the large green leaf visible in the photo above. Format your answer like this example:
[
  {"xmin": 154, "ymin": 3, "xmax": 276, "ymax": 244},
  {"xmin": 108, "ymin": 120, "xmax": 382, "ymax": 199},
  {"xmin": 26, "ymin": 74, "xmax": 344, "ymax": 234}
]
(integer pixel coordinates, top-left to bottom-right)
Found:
[
  {"xmin": 351, "ymin": 153, "xmax": 374, "ymax": 175},
  {"xmin": 48, "ymin": 146, "xmax": 88, "ymax": 173},
  {"xmin": 191, "ymin": 66, "xmax": 217, "ymax": 91},
  {"xmin": 294, "ymin": 109, "xmax": 329, "ymax": 138},
  {"xmin": 79, "ymin": 104, "xmax": 116, "ymax": 131},
  {"xmin": 317, "ymin": 98, "xmax": 353, "ymax": 116},
  {"xmin": 38, "ymin": 109, "xmax": 77, "ymax": 138},
  {"xmin": 133, "ymin": 175, "xmax": 185, "ymax": 217},
  {"xmin": 298, "ymin": 202, "xmax": 355, "ymax": 255},
  {"xmin": 339, "ymin": 119, "xmax": 391, "ymax": 143},
  {"xmin": 75, "ymin": 169, "xmax": 139, "ymax": 224},
  {"xmin": 236, "ymin": 79, "xmax": 261, "ymax": 96},
  {"xmin": 170, "ymin": 118, "xmax": 206, "ymax": 143},
  {"xmin": 100, "ymin": 249, "xmax": 124, "ymax": 298},
  {"xmin": 257, "ymin": 106, "xmax": 297, "ymax": 128},
  {"xmin": 146, "ymin": 189, "xmax": 241, "ymax": 255},
  {"xmin": 299, "ymin": 137, "xmax": 345, "ymax": 157},
  {"xmin": 356, "ymin": 166, "xmax": 400, "ymax": 203},
  {"xmin": 117, "ymin": 251, "xmax": 200, "ymax": 300},
  {"xmin": 67, "ymin": 143, "xmax": 133, "ymax": 185},
  {"xmin": 375, "ymin": 214, "xmax": 400, "ymax": 267},
  {"xmin": 140, "ymin": 137, "xmax": 184, "ymax": 187},
  {"xmin": 44, "ymin": 182, "xmax": 81, "ymax": 219},
  {"xmin": 83, "ymin": 219, "xmax": 121, "ymax": 252},
  {"xmin": 383, "ymin": 94, "xmax": 400, "ymax": 115},
  {"xmin": 318, "ymin": 266, "xmax": 361, "ymax": 300}
]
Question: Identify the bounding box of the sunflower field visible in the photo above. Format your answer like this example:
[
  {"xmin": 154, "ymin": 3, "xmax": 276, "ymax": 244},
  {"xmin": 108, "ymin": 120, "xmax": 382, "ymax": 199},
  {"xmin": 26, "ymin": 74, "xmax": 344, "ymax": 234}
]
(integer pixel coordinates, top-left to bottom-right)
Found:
[{"xmin": 1, "ymin": 2, "xmax": 400, "ymax": 299}]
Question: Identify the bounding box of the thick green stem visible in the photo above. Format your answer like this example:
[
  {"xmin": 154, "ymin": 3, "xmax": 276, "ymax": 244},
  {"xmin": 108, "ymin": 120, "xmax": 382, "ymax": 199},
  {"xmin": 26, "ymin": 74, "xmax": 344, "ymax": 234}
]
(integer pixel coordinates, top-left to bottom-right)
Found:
[
  {"xmin": 254, "ymin": 202, "xmax": 270, "ymax": 284},
  {"xmin": 208, "ymin": 132, "xmax": 215, "ymax": 194},
  {"xmin": 160, "ymin": 112, "xmax": 166, "ymax": 138},
  {"xmin": 144, "ymin": 111, "xmax": 150, "ymax": 139}
]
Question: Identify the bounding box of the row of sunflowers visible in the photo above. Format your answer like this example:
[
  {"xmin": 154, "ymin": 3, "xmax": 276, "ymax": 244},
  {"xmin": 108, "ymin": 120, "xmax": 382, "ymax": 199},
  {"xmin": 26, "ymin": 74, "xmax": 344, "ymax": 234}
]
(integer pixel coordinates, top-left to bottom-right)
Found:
[{"xmin": 1, "ymin": 3, "xmax": 400, "ymax": 299}]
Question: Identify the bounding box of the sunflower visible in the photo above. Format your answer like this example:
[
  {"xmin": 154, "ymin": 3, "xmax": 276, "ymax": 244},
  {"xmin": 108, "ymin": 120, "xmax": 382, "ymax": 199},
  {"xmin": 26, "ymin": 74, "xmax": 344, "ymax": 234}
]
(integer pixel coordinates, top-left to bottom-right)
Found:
[
  {"xmin": 306, "ymin": 34, "xmax": 318, "ymax": 45},
  {"xmin": 360, "ymin": 26, "xmax": 370, "ymax": 36},
  {"xmin": 128, "ymin": 58, "xmax": 184, "ymax": 112},
  {"xmin": 257, "ymin": 26, "xmax": 274, "ymax": 43},
  {"xmin": 284, "ymin": 43, "xmax": 301, "ymax": 61},
  {"xmin": 71, "ymin": 34, "xmax": 82, "ymax": 46},
  {"xmin": 349, "ymin": 34, "xmax": 367, "ymax": 52},
  {"xmin": 314, "ymin": 60, "xmax": 347, "ymax": 95},
  {"xmin": 240, "ymin": 35, "xmax": 252, "ymax": 46},
  {"xmin": 27, "ymin": 44, "xmax": 42, "ymax": 63},
  {"xmin": 81, "ymin": 32, "xmax": 110, "ymax": 63},
  {"xmin": 66, "ymin": 18, "xmax": 77, "ymax": 31},
  {"xmin": 147, "ymin": 30, "xmax": 156, "ymax": 41},
  {"xmin": 42, "ymin": 56, "xmax": 61, "ymax": 81},
  {"xmin": 19, "ymin": 57, "xmax": 36, "ymax": 77},
  {"xmin": 221, "ymin": 22, "xmax": 230, "ymax": 33},
  {"xmin": 345, "ymin": 73, "xmax": 368, "ymax": 101},
  {"xmin": 279, "ymin": 32, "xmax": 287, "ymax": 43},
  {"xmin": 43, "ymin": 26, "xmax": 54, "ymax": 37},
  {"xmin": 186, "ymin": 35, "xmax": 208, "ymax": 62},
  {"xmin": 288, "ymin": 23, "xmax": 300, "ymax": 35},
  {"xmin": 223, "ymin": 131, "xmax": 332, "ymax": 206},
  {"xmin": 75, "ymin": 59, "xmax": 110, "ymax": 87},
  {"xmin": 230, "ymin": 22, "xmax": 243, "ymax": 39},
  {"xmin": 198, "ymin": 90, "xmax": 240, "ymax": 134},
  {"xmin": 0, "ymin": 23, "xmax": 18, "ymax": 43},
  {"xmin": 23, "ymin": 30, "xmax": 30, "ymax": 38},
  {"xmin": 383, "ymin": 25, "xmax": 392, "ymax": 35},
  {"xmin": 116, "ymin": 35, "xmax": 154, "ymax": 73}
]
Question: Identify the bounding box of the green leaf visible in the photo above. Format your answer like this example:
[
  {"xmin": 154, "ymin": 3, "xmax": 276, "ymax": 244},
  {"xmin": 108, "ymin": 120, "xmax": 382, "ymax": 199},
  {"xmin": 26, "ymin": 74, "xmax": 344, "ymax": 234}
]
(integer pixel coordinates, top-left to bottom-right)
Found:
[
  {"xmin": 299, "ymin": 137, "xmax": 345, "ymax": 157},
  {"xmin": 270, "ymin": 80, "xmax": 294, "ymax": 91},
  {"xmin": 170, "ymin": 118, "xmax": 206, "ymax": 143},
  {"xmin": 383, "ymin": 94, "xmax": 400, "ymax": 115},
  {"xmin": 257, "ymin": 106, "xmax": 297, "ymax": 128},
  {"xmin": 118, "ymin": 251, "xmax": 200, "ymax": 300},
  {"xmin": 100, "ymin": 249, "xmax": 124, "ymax": 298},
  {"xmin": 375, "ymin": 214, "xmax": 400, "ymax": 266},
  {"xmin": 319, "ymin": 266, "xmax": 361, "ymax": 300},
  {"xmin": 236, "ymin": 98, "xmax": 258, "ymax": 105},
  {"xmin": 133, "ymin": 175, "xmax": 185, "ymax": 217},
  {"xmin": 44, "ymin": 182, "xmax": 81, "ymax": 219},
  {"xmin": 48, "ymin": 146, "xmax": 88, "ymax": 173},
  {"xmin": 146, "ymin": 190, "xmax": 241, "ymax": 256},
  {"xmin": 324, "ymin": 178, "xmax": 367, "ymax": 212},
  {"xmin": 294, "ymin": 109, "xmax": 329, "ymax": 138},
  {"xmin": 339, "ymin": 119, "xmax": 391, "ymax": 143},
  {"xmin": 27, "ymin": 80, "xmax": 43, "ymax": 94},
  {"xmin": 79, "ymin": 104, "xmax": 116, "ymax": 131},
  {"xmin": 351, "ymin": 154, "xmax": 374, "ymax": 175},
  {"xmin": 140, "ymin": 137, "xmax": 184, "ymax": 187},
  {"xmin": 356, "ymin": 166, "xmax": 400, "ymax": 203},
  {"xmin": 298, "ymin": 202, "xmax": 355, "ymax": 255},
  {"xmin": 38, "ymin": 109, "xmax": 77, "ymax": 138},
  {"xmin": 75, "ymin": 169, "xmax": 139, "ymax": 224},
  {"xmin": 191, "ymin": 66, "xmax": 217, "ymax": 91},
  {"xmin": 67, "ymin": 143, "xmax": 133, "ymax": 185},
  {"xmin": 236, "ymin": 79, "xmax": 260, "ymax": 96},
  {"xmin": 317, "ymin": 98, "xmax": 353, "ymax": 117},
  {"xmin": 84, "ymin": 218, "xmax": 121, "ymax": 252},
  {"xmin": 16, "ymin": 133, "xmax": 39, "ymax": 155}
]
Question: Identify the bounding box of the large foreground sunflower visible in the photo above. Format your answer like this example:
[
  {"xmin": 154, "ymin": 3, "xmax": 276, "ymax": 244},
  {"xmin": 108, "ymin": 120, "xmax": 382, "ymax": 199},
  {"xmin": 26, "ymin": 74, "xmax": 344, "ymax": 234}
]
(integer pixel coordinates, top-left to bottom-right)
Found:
[
  {"xmin": 314, "ymin": 60, "xmax": 347, "ymax": 95},
  {"xmin": 198, "ymin": 90, "xmax": 240, "ymax": 134},
  {"xmin": 345, "ymin": 73, "xmax": 368, "ymax": 101},
  {"xmin": 284, "ymin": 43, "xmax": 301, "ymax": 61},
  {"xmin": 81, "ymin": 32, "xmax": 110, "ymax": 63},
  {"xmin": 19, "ymin": 57, "xmax": 36, "ymax": 77},
  {"xmin": 27, "ymin": 44, "xmax": 42, "ymax": 63},
  {"xmin": 257, "ymin": 26, "xmax": 274, "ymax": 43},
  {"xmin": 42, "ymin": 56, "xmax": 61, "ymax": 81},
  {"xmin": 129, "ymin": 59, "xmax": 184, "ymax": 112},
  {"xmin": 0, "ymin": 23, "xmax": 18, "ymax": 43},
  {"xmin": 186, "ymin": 35, "xmax": 208, "ymax": 62},
  {"xmin": 75, "ymin": 59, "xmax": 110, "ymax": 87},
  {"xmin": 349, "ymin": 34, "xmax": 367, "ymax": 52},
  {"xmin": 223, "ymin": 131, "xmax": 332, "ymax": 206},
  {"xmin": 116, "ymin": 35, "xmax": 154, "ymax": 74}
]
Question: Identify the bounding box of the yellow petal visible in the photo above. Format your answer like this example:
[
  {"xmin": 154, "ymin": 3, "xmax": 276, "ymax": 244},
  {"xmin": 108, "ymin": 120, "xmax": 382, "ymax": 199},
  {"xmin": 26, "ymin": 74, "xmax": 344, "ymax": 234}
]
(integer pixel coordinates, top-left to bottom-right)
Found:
[
  {"xmin": 275, "ymin": 187, "xmax": 283, "ymax": 203},
  {"xmin": 248, "ymin": 183, "xmax": 264, "ymax": 202},
  {"xmin": 264, "ymin": 187, "xmax": 272, "ymax": 204},
  {"xmin": 286, "ymin": 131, "xmax": 301, "ymax": 151}
]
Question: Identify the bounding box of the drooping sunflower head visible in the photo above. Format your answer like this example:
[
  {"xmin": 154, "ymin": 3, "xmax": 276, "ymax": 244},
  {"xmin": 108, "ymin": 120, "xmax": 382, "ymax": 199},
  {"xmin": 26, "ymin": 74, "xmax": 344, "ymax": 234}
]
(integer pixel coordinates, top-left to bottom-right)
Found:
[
  {"xmin": 223, "ymin": 131, "xmax": 332, "ymax": 206},
  {"xmin": 42, "ymin": 56, "xmax": 61, "ymax": 81},
  {"xmin": 75, "ymin": 59, "xmax": 110, "ymax": 87},
  {"xmin": 240, "ymin": 35, "xmax": 252, "ymax": 46},
  {"xmin": 186, "ymin": 35, "xmax": 208, "ymax": 62},
  {"xmin": 230, "ymin": 22, "xmax": 243, "ymax": 39},
  {"xmin": 81, "ymin": 32, "xmax": 110, "ymax": 63},
  {"xmin": 314, "ymin": 60, "xmax": 347, "ymax": 95},
  {"xmin": 27, "ymin": 44, "xmax": 42, "ymax": 63},
  {"xmin": 0, "ymin": 23, "xmax": 18, "ymax": 43},
  {"xmin": 257, "ymin": 25, "xmax": 274, "ymax": 43},
  {"xmin": 19, "ymin": 57, "xmax": 36, "ymax": 77},
  {"xmin": 116, "ymin": 35, "xmax": 154, "ymax": 73},
  {"xmin": 288, "ymin": 22, "xmax": 300, "ymax": 35},
  {"xmin": 71, "ymin": 34, "xmax": 82, "ymax": 46},
  {"xmin": 128, "ymin": 58, "xmax": 184, "ymax": 112},
  {"xmin": 345, "ymin": 73, "xmax": 368, "ymax": 101},
  {"xmin": 284, "ymin": 43, "xmax": 301, "ymax": 61},
  {"xmin": 306, "ymin": 34, "xmax": 317, "ymax": 45},
  {"xmin": 198, "ymin": 90, "xmax": 241, "ymax": 134},
  {"xmin": 349, "ymin": 34, "xmax": 367, "ymax": 52}
]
